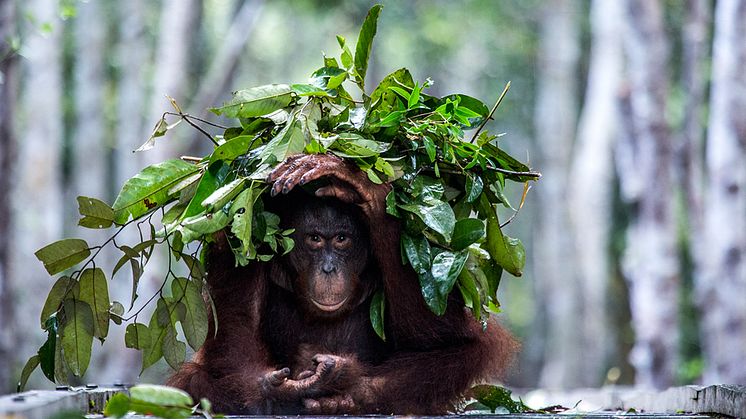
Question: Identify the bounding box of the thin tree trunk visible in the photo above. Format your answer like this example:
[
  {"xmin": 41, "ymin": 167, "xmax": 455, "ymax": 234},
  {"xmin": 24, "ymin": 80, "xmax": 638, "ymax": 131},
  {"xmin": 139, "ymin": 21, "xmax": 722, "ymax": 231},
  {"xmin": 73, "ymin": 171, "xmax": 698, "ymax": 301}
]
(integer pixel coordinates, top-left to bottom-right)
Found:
[
  {"xmin": 568, "ymin": 0, "xmax": 624, "ymax": 386},
  {"xmin": 0, "ymin": 0, "xmax": 18, "ymax": 392},
  {"xmin": 697, "ymin": 0, "xmax": 746, "ymax": 384},
  {"xmin": 617, "ymin": 0, "xmax": 679, "ymax": 389},
  {"xmin": 532, "ymin": 0, "xmax": 581, "ymax": 389},
  {"xmin": 12, "ymin": 0, "xmax": 64, "ymax": 385}
]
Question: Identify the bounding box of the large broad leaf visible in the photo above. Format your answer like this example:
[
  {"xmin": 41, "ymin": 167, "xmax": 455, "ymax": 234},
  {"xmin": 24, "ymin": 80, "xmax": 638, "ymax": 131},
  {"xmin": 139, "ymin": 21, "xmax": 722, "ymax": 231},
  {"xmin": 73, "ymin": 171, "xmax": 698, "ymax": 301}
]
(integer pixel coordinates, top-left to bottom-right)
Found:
[
  {"xmin": 106, "ymin": 384, "xmax": 193, "ymax": 419},
  {"xmin": 61, "ymin": 299, "xmax": 94, "ymax": 377},
  {"xmin": 35, "ymin": 239, "xmax": 91, "ymax": 276},
  {"xmin": 171, "ymin": 278, "xmax": 208, "ymax": 350},
  {"xmin": 77, "ymin": 268, "xmax": 110, "ymax": 340},
  {"xmin": 230, "ymin": 187, "xmax": 256, "ymax": 261},
  {"xmin": 76, "ymin": 196, "xmax": 114, "ymax": 229},
  {"xmin": 112, "ymin": 159, "xmax": 200, "ymax": 224},
  {"xmin": 420, "ymin": 249, "xmax": 468, "ymax": 315},
  {"xmin": 201, "ymin": 177, "xmax": 245, "ymax": 211},
  {"xmin": 211, "ymin": 84, "xmax": 293, "ymax": 118},
  {"xmin": 162, "ymin": 326, "xmax": 186, "ymax": 370},
  {"xmin": 354, "ymin": 4, "xmax": 383, "ymax": 89},
  {"xmin": 398, "ymin": 198, "xmax": 456, "ymax": 242},
  {"xmin": 181, "ymin": 160, "xmax": 231, "ymax": 219},
  {"xmin": 209, "ymin": 135, "xmax": 255, "ymax": 164},
  {"xmin": 258, "ymin": 117, "xmax": 305, "ymax": 167},
  {"xmin": 40, "ymin": 276, "xmax": 74, "ymax": 328}
]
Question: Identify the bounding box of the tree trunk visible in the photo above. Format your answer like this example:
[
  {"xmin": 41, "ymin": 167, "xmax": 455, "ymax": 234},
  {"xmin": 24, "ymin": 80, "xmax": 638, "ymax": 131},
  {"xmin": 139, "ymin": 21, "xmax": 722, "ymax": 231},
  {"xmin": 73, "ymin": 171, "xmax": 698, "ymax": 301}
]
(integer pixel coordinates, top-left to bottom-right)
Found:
[
  {"xmin": 617, "ymin": 0, "xmax": 679, "ymax": 389},
  {"xmin": 568, "ymin": 0, "xmax": 624, "ymax": 386},
  {"xmin": 145, "ymin": 0, "xmax": 201, "ymax": 162},
  {"xmin": 532, "ymin": 0, "xmax": 581, "ymax": 389},
  {"xmin": 12, "ymin": 0, "xmax": 64, "ymax": 386},
  {"xmin": 697, "ymin": 0, "xmax": 746, "ymax": 384},
  {"xmin": 0, "ymin": 0, "xmax": 18, "ymax": 392}
]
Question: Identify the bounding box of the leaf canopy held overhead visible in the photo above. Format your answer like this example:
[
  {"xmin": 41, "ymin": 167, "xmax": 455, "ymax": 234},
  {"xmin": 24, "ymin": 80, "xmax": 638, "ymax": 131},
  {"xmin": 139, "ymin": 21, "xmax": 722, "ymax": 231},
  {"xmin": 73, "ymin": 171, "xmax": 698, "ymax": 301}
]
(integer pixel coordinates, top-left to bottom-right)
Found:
[{"xmin": 25, "ymin": 3, "xmax": 539, "ymax": 386}]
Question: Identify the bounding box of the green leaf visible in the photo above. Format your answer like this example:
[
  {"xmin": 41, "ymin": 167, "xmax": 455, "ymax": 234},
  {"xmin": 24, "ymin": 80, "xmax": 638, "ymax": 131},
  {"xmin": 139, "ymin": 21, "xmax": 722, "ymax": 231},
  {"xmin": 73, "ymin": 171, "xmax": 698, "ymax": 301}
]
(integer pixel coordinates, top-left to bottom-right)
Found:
[
  {"xmin": 291, "ymin": 83, "xmax": 331, "ymax": 97},
  {"xmin": 230, "ymin": 187, "xmax": 255, "ymax": 260},
  {"xmin": 77, "ymin": 268, "xmax": 110, "ymax": 340},
  {"xmin": 354, "ymin": 4, "xmax": 383, "ymax": 90},
  {"xmin": 142, "ymin": 299, "xmax": 170, "ymax": 372},
  {"xmin": 171, "ymin": 278, "xmax": 208, "ymax": 350},
  {"xmin": 61, "ymin": 299, "xmax": 94, "ymax": 377},
  {"xmin": 369, "ymin": 290, "xmax": 386, "ymax": 341},
  {"xmin": 181, "ymin": 160, "xmax": 230, "ymax": 219},
  {"xmin": 423, "ymin": 249, "xmax": 468, "ymax": 315},
  {"xmin": 401, "ymin": 233, "xmax": 431, "ymax": 275},
  {"xmin": 38, "ymin": 317, "xmax": 58, "ymax": 382},
  {"xmin": 259, "ymin": 117, "xmax": 305, "ymax": 168},
  {"xmin": 465, "ymin": 174, "xmax": 484, "ymax": 203},
  {"xmin": 399, "ymin": 199, "xmax": 456, "ymax": 242},
  {"xmin": 76, "ymin": 196, "xmax": 114, "ymax": 229},
  {"xmin": 211, "ymin": 84, "xmax": 293, "ymax": 118},
  {"xmin": 370, "ymin": 68, "xmax": 414, "ymax": 110},
  {"xmin": 201, "ymin": 177, "xmax": 245, "ymax": 211},
  {"xmin": 125, "ymin": 323, "xmax": 150, "ymax": 350},
  {"xmin": 112, "ymin": 159, "xmax": 200, "ymax": 224},
  {"xmin": 451, "ymin": 218, "xmax": 486, "ymax": 251},
  {"xmin": 479, "ymin": 195, "xmax": 525, "ymax": 277},
  {"xmin": 162, "ymin": 326, "xmax": 186, "ymax": 370},
  {"xmin": 130, "ymin": 384, "xmax": 193, "ymax": 407},
  {"xmin": 469, "ymin": 384, "xmax": 528, "ymax": 413},
  {"xmin": 35, "ymin": 239, "xmax": 91, "ymax": 276},
  {"xmin": 41, "ymin": 276, "xmax": 74, "ymax": 328},
  {"xmin": 103, "ymin": 392, "xmax": 131, "ymax": 418},
  {"xmin": 209, "ymin": 135, "xmax": 255, "ymax": 164},
  {"xmin": 18, "ymin": 355, "xmax": 40, "ymax": 391}
]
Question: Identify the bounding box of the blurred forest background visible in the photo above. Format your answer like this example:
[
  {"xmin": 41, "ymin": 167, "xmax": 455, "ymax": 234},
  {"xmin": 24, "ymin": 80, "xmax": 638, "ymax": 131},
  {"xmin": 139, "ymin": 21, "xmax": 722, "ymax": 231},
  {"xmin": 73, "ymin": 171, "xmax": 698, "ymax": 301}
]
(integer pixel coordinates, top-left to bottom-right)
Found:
[{"xmin": 1, "ymin": 0, "xmax": 745, "ymax": 393}]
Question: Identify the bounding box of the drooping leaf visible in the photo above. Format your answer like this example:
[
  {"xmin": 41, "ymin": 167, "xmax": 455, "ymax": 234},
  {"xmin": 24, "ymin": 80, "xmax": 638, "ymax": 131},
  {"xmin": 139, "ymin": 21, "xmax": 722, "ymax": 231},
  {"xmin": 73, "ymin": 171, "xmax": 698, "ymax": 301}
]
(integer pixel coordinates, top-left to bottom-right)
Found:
[
  {"xmin": 76, "ymin": 196, "xmax": 114, "ymax": 229},
  {"xmin": 353, "ymin": 4, "xmax": 383, "ymax": 89},
  {"xmin": 424, "ymin": 249, "xmax": 469, "ymax": 315},
  {"xmin": 479, "ymin": 195, "xmax": 525, "ymax": 277},
  {"xmin": 141, "ymin": 299, "xmax": 171, "ymax": 372},
  {"xmin": 18, "ymin": 355, "xmax": 40, "ymax": 391},
  {"xmin": 231, "ymin": 187, "xmax": 255, "ymax": 261},
  {"xmin": 38, "ymin": 316, "xmax": 58, "ymax": 382},
  {"xmin": 369, "ymin": 290, "xmax": 386, "ymax": 341},
  {"xmin": 112, "ymin": 159, "xmax": 200, "ymax": 224},
  {"xmin": 401, "ymin": 233, "xmax": 431, "ymax": 275},
  {"xmin": 171, "ymin": 278, "xmax": 208, "ymax": 350},
  {"xmin": 211, "ymin": 84, "xmax": 293, "ymax": 118},
  {"xmin": 162, "ymin": 326, "xmax": 186, "ymax": 370},
  {"xmin": 125, "ymin": 323, "xmax": 150, "ymax": 350},
  {"xmin": 77, "ymin": 268, "xmax": 110, "ymax": 340},
  {"xmin": 61, "ymin": 299, "xmax": 94, "ymax": 377},
  {"xmin": 40, "ymin": 276, "xmax": 74, "ymax": 328},
  {"xmin": 35, "ymin": 239, "xmax": 91, "ymax": 276}
]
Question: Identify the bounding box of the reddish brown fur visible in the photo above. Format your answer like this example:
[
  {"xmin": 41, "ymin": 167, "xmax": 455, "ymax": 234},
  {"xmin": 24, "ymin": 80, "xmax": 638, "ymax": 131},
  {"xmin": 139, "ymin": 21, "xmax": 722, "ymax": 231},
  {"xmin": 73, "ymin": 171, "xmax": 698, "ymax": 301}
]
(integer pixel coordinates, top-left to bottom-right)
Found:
[{"xmin": 167, "ymin": 155, "xmax": 518, "ymax": 415}]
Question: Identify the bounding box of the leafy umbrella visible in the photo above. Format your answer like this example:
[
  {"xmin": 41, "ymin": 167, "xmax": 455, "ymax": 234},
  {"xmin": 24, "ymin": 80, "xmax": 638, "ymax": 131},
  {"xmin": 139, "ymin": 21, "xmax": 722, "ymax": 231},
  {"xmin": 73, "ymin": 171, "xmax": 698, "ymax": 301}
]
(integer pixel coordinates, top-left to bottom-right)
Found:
[{"xmin": 23, "ymin": 4, "xmax": 539, "ymax": 387}]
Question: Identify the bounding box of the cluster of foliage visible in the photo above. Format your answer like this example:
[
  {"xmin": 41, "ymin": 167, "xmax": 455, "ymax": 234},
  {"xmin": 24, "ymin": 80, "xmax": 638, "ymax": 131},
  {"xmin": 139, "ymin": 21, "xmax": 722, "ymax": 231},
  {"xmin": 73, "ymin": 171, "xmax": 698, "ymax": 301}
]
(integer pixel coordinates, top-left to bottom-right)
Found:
[{"xmin": 21, "ymin": 4, "xmax": 538, "ymax": 389}]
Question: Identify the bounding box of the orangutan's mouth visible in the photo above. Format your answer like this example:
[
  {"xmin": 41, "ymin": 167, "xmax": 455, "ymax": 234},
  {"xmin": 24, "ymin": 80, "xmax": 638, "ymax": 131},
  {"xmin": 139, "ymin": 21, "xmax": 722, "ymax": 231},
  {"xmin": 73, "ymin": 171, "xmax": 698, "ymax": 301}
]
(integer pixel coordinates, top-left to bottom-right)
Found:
[{"xmin": 311, "ymin": 297, "xmax": 348, "ymax": 312}]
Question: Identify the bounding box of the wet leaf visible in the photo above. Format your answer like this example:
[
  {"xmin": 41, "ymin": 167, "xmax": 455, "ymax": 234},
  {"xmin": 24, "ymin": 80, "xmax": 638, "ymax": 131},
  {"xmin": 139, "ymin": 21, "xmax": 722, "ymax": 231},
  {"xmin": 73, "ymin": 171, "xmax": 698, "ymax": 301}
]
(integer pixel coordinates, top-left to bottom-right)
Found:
[{"xmin": 369, "ymin": 290, "xmax": 386, "ymax": 341}]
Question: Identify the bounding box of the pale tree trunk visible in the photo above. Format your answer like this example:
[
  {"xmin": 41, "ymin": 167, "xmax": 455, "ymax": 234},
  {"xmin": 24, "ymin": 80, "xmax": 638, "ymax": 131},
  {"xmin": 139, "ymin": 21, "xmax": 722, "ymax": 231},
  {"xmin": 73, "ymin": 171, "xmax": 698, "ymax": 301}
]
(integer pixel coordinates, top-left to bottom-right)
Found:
[
  {"xmin": 0, "ymin": 0, "xmax": 18, "ymax": 392},
  {"xmin": 145, "ymin": 0, "xmax": 200, "ymax": 162},
  {"xmin": 116, "ymin": 0, "xmax": 148, "ymax": 183},
  {"xmin": 72, "ymin": 0, "xmax": 107, "ymax": 203},
  {"xmin": 697, "ymin": 0, "xmax": 746, "ymax": 384},
  {"xmin": 678, "ymin": 0, "xmax": 711, "ymax": 267},
  {"xmin": 617, "ymin": 0, "xmax": 679, "ymax": 389},
  {"xmin": 13, "ymin": 0, "xmax": 64, "ymax": 386},
  {"xmin": 568, "ymin": 0, "xmax": 624, "ymax": 386},
  {"xmin": 532, "ymin": 0, "xmax": 581, "ymax": 389}
]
